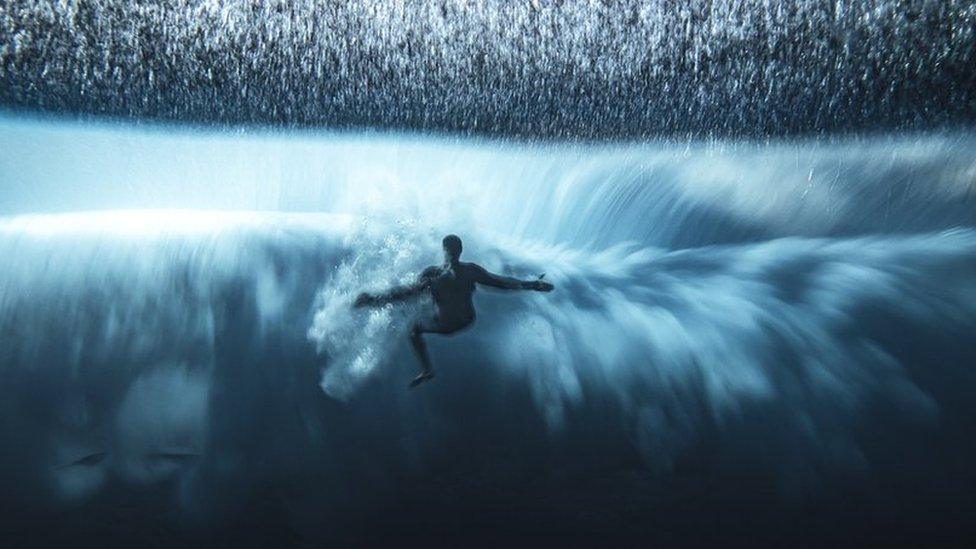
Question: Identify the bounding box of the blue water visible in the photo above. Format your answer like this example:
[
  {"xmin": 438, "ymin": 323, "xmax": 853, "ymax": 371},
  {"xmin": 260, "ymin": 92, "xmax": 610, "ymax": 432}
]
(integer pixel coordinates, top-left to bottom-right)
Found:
[{"xmin": 2, "ymin": 116, "xmax": 976, "ymax": 544}]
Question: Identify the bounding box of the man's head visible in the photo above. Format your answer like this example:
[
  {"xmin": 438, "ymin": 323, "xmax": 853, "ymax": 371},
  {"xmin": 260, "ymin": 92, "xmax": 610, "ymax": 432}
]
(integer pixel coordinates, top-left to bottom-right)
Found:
[{"xmin": 442, "ymin": 234, "xmax": 462, "ymax": 262}]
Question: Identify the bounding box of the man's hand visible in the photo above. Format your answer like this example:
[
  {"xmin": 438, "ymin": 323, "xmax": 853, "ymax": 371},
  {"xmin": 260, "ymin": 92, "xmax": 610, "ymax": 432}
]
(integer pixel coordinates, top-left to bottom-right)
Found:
[
  {"xmin": 532, "ymin": 280, "xmax": 554, "ymax": 292},
  {"xmin": 353, "ymin": 292, "xmax": 377, "ymax": 308}
]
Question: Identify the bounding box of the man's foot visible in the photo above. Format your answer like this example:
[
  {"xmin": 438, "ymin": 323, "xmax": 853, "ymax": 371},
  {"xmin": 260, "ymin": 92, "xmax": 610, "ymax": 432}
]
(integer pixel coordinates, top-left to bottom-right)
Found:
[{"xmin": 409, "ymin": 371, "xmax": 435, "ymax": 388}]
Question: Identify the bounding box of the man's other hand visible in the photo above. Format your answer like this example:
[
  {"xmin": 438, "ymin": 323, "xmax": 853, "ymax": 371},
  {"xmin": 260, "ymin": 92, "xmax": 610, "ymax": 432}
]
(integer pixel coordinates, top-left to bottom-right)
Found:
[{"xmin": 533, "ymin": 280, "xmax": 554, "ymax": 292}]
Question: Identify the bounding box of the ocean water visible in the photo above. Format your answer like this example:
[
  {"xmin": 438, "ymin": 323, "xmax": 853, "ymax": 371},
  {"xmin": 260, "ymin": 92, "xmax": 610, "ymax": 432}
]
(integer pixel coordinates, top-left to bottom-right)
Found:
[{"xmin": 1, "ymin": 115, "xmax": 975, "ymax": 544}]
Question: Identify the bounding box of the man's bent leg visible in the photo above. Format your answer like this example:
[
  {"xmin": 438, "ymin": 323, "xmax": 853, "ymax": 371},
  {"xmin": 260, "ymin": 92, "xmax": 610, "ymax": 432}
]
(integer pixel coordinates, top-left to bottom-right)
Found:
[
  {"xmin": 409, "ymin": 323, "xmax": 434, "ymax": 376},
  {"xmin": 407, "ymin": 318, "xmax": 471, "ymax": 387}
]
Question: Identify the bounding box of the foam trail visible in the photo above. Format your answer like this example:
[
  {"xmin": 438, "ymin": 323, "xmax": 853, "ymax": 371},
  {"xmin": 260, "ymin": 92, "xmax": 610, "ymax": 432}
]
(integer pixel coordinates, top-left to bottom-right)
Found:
[{"xmin": 303, "ymin": 219, "xmax": 976, "ymax": 484}]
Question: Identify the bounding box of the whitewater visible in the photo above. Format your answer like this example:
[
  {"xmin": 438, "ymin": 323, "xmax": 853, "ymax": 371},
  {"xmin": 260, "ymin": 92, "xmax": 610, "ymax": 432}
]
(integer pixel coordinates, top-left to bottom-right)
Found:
[{"xmin": 1, "ymin": 116, "xmax": 975, "ymax": 543}]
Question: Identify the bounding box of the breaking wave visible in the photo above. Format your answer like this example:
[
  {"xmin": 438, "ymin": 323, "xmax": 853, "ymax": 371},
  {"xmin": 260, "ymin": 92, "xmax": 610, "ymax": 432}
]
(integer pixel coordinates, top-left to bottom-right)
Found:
[{"xmin": 1, "ymin": 121, "xmax": 976, "ymax": 543}]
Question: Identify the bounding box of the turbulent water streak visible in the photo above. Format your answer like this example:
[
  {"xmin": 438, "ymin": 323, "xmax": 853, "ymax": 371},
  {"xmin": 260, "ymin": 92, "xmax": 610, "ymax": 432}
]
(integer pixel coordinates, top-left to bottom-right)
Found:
[
  {"xmin": 2, "ymin": 1, "xmax": 975, "ymax": 138},
  {"xmin": 3, "ymin": 116, "xmax": 975, "ymax": 242}
]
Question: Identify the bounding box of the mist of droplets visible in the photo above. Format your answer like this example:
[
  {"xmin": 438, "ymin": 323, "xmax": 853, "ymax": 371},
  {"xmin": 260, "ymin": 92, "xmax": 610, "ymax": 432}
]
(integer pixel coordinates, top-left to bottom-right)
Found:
[{"xmin": 2, "ymin": 0, "xmax": 975, "ymax": 138}]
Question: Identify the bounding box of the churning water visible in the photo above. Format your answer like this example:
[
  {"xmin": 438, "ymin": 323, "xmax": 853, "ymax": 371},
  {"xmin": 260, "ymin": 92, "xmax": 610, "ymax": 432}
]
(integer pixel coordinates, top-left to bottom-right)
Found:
[{"xmin": 1, "ymin": 115, "xmax": 975, "ymax": 545}]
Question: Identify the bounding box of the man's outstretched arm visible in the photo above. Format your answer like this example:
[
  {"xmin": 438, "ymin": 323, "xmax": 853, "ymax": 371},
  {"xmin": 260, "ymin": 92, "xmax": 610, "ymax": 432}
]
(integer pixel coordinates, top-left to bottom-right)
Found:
[
  {"xmin": 470, "ymin": 264, "xmax": 553, "ymax": 292},
  {"xmin": 354, "ymin": 268, "xmax": 436, "ymax": 308}
]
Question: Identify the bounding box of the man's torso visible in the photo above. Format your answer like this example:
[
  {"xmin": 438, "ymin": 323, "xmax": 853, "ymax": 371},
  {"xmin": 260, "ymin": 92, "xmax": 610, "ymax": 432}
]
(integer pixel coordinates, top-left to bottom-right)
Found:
[{"xmin": 423, "ymin": 263, "xmax": 477, "ymax": 324}]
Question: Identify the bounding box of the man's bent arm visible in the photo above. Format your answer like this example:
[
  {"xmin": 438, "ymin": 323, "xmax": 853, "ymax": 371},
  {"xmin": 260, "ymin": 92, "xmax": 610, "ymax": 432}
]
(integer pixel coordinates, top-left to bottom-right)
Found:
[
  {"xmin": 471, "ymin": 264, "xmax": 552, "ymax": 291},
  {"xmin": 374, "ymin": 283, "xmax": 426, "ymax": 304},
  {"xmin": 355, "ymin": 269, "xmax": 435, "ymax": 307}
]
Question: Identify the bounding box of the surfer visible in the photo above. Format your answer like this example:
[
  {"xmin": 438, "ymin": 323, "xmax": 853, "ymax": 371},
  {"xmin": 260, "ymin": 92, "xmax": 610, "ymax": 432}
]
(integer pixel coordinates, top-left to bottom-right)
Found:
[{"xmin": 354, "ymin": 234, "xmax": 554, "ymax": 387}]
